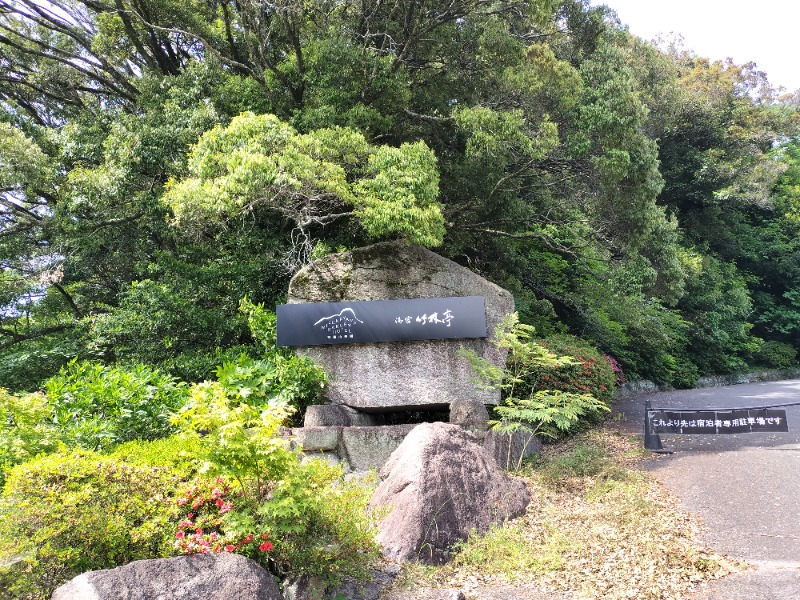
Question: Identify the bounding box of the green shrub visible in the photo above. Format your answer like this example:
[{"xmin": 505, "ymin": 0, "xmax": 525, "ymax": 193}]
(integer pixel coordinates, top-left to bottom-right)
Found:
[
  {"xmin": 0, "ymin": 389, "xmax": 62, "ymax": 486},
  {"xmin": 214, "ymin": 352, "xmax": 327, "ymax": 422},
  {"xmin": 0, "ymin": 450, "xmax": 184, "ymax": 599},
  {"xmin": 106, "ymin": 434, "xmax": 202, "ymax": 474},
  {"xmin": 87, "ymin": 277, "xmax": 250, "ymax": 367},
  {"xmin": 0, "ymin": 332, "xmax": 85, "ymax": 393},
  {"xmin": 45, "ymin": 360, "xmax": 189, "ymax": 451},
  {"xmin": 158, "ymin": 344, "xmax": 260, "ymax": 382},
  {"xmin": 229, "ymin": 299, "xmax": 328, "ymax": 423},
  {"xmin": 172, "ymin": 381, "xmax": 380, "ymax": 583},
  {"xmin": 752, "ymin": 340, "xmax": 798, "ymax": 369}
]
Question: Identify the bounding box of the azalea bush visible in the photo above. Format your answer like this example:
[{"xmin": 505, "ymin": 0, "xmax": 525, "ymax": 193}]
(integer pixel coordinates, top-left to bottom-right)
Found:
[
  {"xmin": 531, "ymin": 334, "xmax": 620, "ymax": 403},
  {"xmin": 172, "ymin": 381, "xmax": 380, "ymax": 583},
  {"xmin": 0, "ymin": 450, "xmax": 186, "ymax": 600},
  {"xmin": 172, "ymin": 477, "xmax": 274, "ymax": 557}
]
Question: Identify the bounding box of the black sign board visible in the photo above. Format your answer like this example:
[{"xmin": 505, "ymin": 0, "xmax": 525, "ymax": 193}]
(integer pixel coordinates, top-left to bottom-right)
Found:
[
  {"xmin": 276, "ymin": 296, "xmax": 487, "ymax": 347},
  {"xmin": 648, "ymin": 408, "xmax": 789, "ymax": 434}
]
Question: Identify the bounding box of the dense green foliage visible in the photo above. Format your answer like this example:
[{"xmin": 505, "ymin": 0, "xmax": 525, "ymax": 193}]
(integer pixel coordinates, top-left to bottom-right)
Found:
[
  {"xmin": 230, "ymin": 299, "xmax": 328, "ymax": 422},
  {"xmin": 2, "ymin": 1, "xmax": 800, "ymax": 590},
  {"xmin": 45, "ymin": 360, "xmax": 189, "ymax": 450},
  {"xmin": 0, "ymin": 391, "xmax": 378, "ymax": 596},
  {"xmin": 2, "ymin": 0, "xmax": 798, "ymax": 389},
  {"xmin": 0, "ymin": 389, "xmax": 61, "ymax": 486}
]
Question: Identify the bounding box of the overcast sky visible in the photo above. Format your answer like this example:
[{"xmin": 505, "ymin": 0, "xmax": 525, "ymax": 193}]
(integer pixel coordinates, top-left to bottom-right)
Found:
[{"xmin": 591, "ymin": 1, "xmax": 800, "ymax": 93}]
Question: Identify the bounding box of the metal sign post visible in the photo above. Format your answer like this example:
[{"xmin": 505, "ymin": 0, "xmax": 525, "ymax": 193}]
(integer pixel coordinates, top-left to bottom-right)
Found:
[{"xmin": 644, "ymin": 399, "xmax": 671, "ymax": 453}]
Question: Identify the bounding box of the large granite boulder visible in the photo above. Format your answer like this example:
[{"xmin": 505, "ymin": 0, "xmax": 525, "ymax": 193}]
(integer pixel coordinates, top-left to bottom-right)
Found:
[
  {"xmin": 51, "ymin": 554, "xmax": 281, "ymax": 600},
  {"xmin": 368, "ymin": 422, "xmax": 530, "ymax": 564},
  {"xmin": 287, "ymin": 242, "xmax": 514, "ymax": 411}
]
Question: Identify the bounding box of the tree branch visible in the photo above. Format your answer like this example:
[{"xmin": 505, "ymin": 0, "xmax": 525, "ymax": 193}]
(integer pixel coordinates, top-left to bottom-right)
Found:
[{"xmin": 52, "ymin": 282, "xmax": 82, "ymax": 318}]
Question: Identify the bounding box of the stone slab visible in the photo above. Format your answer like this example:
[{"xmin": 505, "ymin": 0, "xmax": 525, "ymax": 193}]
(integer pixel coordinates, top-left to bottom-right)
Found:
[
  {"xmin": 303, "ymin": 404, "xmax": 385, "ymax": 427},
  {"xmin": 291, "ymin": 426, "xmax": 341, "ymax": 452},
  {"xmin": 340, "ymin": 424, "xmax": 416, "ymax": 472}
]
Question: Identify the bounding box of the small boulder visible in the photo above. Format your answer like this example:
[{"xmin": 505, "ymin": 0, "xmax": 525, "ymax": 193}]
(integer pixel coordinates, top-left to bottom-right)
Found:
[
  {"xmin": 51, "ymin": 554, "xmax": 281, "ymax": 600},
  {"xmin": 369, "ymin": 422, "xmax": 530, "ymax": 564},
  {"xmin": 483, "ymin": 424, "xmax": 542, "ymax": 470},
  {"xmin": 448, "ymin": 399, "xmax": 489, "ymax": 439}
]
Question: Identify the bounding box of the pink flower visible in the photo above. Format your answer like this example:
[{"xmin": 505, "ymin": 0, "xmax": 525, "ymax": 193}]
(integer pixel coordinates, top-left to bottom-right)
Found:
[
  {"xmin": 259, "ymin": 541, "xmax": 273, "ymax": 552},
  {"xmin": 176, "ymin": 531, "xmax": 185, "ymax": 539},
  {"xmin": 224, "ymin": 544, "xmax": 235, "ymax": 552}
]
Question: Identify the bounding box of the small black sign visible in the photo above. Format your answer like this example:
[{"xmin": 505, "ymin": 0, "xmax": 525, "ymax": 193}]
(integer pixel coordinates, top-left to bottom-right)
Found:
[
  {"xmin": 276, "ymin": 296, "xmax": 487, "ymax": 347},
  {"xmin": 648, "ymin": 408, "xmax": 789, "ymax": 434}
]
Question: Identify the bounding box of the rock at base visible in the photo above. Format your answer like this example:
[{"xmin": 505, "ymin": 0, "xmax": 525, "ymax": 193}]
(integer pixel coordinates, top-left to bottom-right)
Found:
[
  {"xmin": 292, "ymin": 426, "xmax": 342, "ymax": 452},
  {"xmin": 483, "ymin": 424, "xmax": 542, "ymax": 470},
  {"xmin": 369, "ymin": 422, "xmax": 530, "ymax": 565},
  {"xmin": 282, "ymin": 569, "xmax": 397, "ymax": 600},
  {"xmin": 448, "ymin": 399, "xmax": 489, "ymax": 440},
  {"xmin": 341, "ymin": 424, "xmax": 416, "ymax": 472},
  {"xmin": 51, "ymin": 554, "xmax": 281, "ymax": 600}
]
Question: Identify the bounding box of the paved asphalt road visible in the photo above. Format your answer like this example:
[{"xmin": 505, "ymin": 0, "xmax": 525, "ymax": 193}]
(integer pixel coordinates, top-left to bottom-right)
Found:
[{"xmin": 611, "ymin": 379, "xmax": 800, "ymax": 599}]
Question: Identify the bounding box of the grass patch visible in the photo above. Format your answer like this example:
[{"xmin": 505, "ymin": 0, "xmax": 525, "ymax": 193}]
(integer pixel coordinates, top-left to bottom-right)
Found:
[
  {"xmin": 425, "ymin": 428, "xmax": 741, "ymax": 600},
  {"xmin": 451, "ymin": 522, "xmax": 571, "ymax": 576}
]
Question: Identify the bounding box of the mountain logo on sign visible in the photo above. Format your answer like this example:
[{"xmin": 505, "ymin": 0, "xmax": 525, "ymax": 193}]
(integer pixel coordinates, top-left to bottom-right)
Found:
[{"xmin": 314, "ymin": 308, "xmax": 364, "ymax": 340}]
